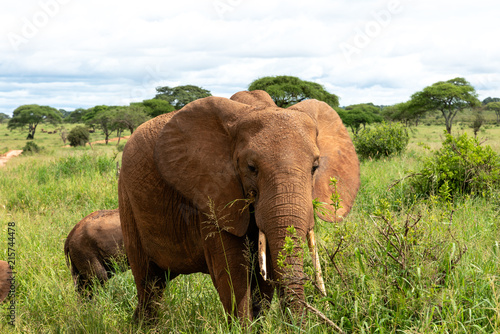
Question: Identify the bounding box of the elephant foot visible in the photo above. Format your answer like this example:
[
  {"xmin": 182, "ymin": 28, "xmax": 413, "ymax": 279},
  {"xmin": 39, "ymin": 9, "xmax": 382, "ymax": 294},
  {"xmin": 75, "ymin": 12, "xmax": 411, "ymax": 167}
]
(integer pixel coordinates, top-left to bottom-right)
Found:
[
  {"xmin": 132, "ymin": 267, "xmax": 177, "ymax": 325},
  {"xmin": 251, "ymin": 287, "xmax": 274, "ymax": 319},
  {"xmin": 132, "ymin": 304, "xmax": 160, "ymax": 325}
]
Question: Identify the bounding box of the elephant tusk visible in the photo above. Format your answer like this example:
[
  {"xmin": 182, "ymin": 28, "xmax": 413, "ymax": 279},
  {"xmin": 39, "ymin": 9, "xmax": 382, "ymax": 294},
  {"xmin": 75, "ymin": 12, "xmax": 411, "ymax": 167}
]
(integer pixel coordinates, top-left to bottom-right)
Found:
[
  {"xmin": 307, "ymin": 229, "xmax": 327, "ymax": 296},
  {"xmin": 258, "ymin": 230, "xmax": 267, "ymax": 281}
]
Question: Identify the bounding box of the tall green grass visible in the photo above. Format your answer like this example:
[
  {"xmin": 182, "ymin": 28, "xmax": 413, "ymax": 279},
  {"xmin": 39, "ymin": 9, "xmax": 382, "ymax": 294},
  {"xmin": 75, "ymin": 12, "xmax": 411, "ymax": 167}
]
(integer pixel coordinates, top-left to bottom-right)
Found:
[
  {"xmin": 315, "ymin": 194, "xmax": 500, "ymax": 333},
  {"xmin": 0, "ymin": 125, "xmax": 498, "ymax": 332}
]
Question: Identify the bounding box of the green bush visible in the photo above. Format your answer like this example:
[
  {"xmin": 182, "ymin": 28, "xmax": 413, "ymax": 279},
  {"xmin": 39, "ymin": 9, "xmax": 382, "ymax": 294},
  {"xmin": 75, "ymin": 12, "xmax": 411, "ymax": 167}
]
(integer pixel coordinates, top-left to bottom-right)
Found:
[
  {"xmin": 409, "ymin": 132, "xmax": 500, "ymax": 198},
  {"xmin": 22, "ymin": 141, "xmax": 42, "ymax": 154},
  {"xmin": 354, "ymin": 122, "xmax": 409, "ymax": 159},
  {"xmin": 67, "ymin": 126, "xmax": 90, "ymax": 147}
]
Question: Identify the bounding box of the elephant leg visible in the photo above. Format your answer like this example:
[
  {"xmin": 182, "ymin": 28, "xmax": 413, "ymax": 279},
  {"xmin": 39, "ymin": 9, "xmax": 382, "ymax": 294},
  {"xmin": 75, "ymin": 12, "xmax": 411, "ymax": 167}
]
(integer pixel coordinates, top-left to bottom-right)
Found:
[
  {"xmin": 92, "ymin": 259, "xmax": 109, "ymax": 286},
  {"xmin": 133, "ymin": 260, "xmax": 176, "ymax": 321},
  {"xmin": 72, "ymin": 258, "xmax": 98, "ymax": 298},
  {"xmin": 126, "ymin": 231, "xmax": 177, "ymax": 321},
  {"xmin": 204, "ymin": 232, "xmax": 252, "ymax": 322},
  {"xmin": 119, "ymin": 189, "xmax": 168, "ymax": 321},
  {"xmin": 75, "ymin": 272, "xmax": 89, "ymax": 294}
]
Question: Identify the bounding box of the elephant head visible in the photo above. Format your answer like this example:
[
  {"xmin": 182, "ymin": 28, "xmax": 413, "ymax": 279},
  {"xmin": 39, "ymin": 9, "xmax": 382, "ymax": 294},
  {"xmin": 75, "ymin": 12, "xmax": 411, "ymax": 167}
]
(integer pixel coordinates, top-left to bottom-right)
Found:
[{"xmin": 119, "ymin": 90, "xmax": 359, "ymax": 322}]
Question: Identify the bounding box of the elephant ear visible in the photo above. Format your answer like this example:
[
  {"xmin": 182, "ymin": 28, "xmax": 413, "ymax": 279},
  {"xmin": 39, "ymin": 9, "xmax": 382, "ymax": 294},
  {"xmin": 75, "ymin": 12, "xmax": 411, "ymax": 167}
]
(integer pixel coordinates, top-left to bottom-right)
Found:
[
  {"xmin": 230, "ymin": 90, "xmax": 277, "ymax": 107},
  {"xmin": 154, "ymin": 96, "xmax": 251, "ymax": 237},
  {"xmin": 288, "ymin": 100, "xmax": 360, "ymax": 222}
]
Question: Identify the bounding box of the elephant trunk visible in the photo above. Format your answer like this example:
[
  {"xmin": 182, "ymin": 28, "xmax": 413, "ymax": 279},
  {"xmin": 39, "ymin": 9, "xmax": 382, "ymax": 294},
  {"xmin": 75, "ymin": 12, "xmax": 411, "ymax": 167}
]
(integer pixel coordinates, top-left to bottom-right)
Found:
[
  {"xmin": 272, "ymin": 238, "xmax": 307, "ymax": 313},
  {"xmin": 256, "ymin": 175, "xmax": 313, "ymax": 316},
  {"xmin": 259, "ymin": 230, "xmax": 326, "ymax": 296}
]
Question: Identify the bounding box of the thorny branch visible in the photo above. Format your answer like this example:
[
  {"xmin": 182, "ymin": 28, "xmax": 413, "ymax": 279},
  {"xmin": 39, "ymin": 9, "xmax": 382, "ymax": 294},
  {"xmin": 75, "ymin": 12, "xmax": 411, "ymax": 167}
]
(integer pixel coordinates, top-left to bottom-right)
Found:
[
  {"xmin": 322, "ymin": 237, "xmax": 348, "ymax": 286},
  {"xmin": 370, "ymin": 216, "xmax": 406, "ymax": 269},
  {"xmin": 305, "ymin": 273, "xmax": 328, "ymax": 297},
  {"xmin": 300, "ymin": 300, "xmax": 346, "ymax": 334},
  {"xmin": 387, "ymin": 172, "xmax": 422, "ymax": 191},
  {"xmin": 437, "ymin": 209, "xmax": 468, "ymax": 283}
]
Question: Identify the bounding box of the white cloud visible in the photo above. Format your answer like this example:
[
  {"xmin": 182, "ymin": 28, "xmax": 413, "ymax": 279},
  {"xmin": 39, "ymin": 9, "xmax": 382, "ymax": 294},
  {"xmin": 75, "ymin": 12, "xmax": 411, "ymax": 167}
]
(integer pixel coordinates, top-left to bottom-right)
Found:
[{"xmin": 1, "ymin": 0, "xmax": 500, "ymax": 115}]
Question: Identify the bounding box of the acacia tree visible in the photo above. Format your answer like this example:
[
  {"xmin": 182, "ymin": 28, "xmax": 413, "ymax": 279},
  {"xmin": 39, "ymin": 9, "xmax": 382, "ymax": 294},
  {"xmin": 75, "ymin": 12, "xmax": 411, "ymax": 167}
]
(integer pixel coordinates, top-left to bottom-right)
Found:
[
  {"xmin": 83, "ymin": 106, "xmax": 115, "ymax": 144},
  {"xmin": 112, "ymin": 106, "xmax": 150, "ymax": 145},
  {"xmin": 8, "ymin": 104, "xmax": 62, "ymax": 139},
  {"xmin": 155, "ymin": 85, "xmax": 212, "ymax": 109},
  {"xmin": 485, "ymin": 101, "xmax": 500, "ymax": 123},
  {"xmin": 248, "ymin": 75, "xmax": 339, "ymax": 108},
  {"xmin": 382, "ymin": 101, "xmax": 428, "ymax": 126},
  {"xmin": 138, "ymin": 99, "xmax": 175, "ymax": 117},
  {"xmin": 342, "ymin": 104, "xmax": 383, "ymax": 136},
  {"xmin": 66, "ymin": 108, "xmax": 87, "ymax": 124},
  {"xmin": 409, "ymin": 77, "xmax": 480, "ymax": 133}
]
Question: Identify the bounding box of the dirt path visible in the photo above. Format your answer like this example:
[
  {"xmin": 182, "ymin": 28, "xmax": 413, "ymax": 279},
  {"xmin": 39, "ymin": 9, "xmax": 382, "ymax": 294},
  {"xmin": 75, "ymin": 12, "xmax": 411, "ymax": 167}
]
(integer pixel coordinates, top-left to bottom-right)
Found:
[
  {"xmin": 0, "ymin": 150, "xmax": 23, "ymax": 168},
  {"xmin": 1, "ymin": 135, "xmax": 131, "ymax": 167}
]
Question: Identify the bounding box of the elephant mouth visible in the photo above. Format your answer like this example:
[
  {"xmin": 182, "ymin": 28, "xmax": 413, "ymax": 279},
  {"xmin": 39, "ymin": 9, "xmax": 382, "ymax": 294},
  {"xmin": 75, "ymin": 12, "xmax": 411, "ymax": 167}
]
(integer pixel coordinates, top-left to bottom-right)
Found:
[
  {"xmin": 246, "ymin": 190, "xmax": 257, "ymax": 205},
  {"xmin": 257, "ymin": 229, "xmax": 326, "ymax": 296}
]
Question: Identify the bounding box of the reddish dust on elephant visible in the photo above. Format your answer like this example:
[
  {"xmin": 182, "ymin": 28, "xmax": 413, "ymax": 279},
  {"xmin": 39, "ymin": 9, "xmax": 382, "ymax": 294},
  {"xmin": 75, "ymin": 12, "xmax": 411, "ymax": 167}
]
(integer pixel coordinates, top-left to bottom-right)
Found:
[
  {"xmin": 118, "ymin": 90, "xmax": 360, "ymax": 323},
  {"xmin": 64, "ymin": 209, "xmax": 127, "ymax": 296}
]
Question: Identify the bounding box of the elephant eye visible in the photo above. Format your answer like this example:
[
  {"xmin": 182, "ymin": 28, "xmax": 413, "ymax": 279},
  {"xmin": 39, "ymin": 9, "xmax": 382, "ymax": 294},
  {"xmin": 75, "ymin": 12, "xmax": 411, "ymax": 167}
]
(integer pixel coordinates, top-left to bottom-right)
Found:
[
  {"xmin": 311, "ymin": 160, "xmax": 320, "ymax": 175},
  {"xmin": 248, "ymin": 163, "xmax": 258, "ymax": 175}
]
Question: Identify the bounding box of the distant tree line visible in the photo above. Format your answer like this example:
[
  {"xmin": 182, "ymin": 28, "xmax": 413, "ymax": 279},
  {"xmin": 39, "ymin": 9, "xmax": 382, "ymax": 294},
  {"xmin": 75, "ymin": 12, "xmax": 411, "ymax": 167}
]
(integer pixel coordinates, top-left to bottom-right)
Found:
[
  {"xmin": 5, "ymin": 85, "xmax": 206, "ymax": 141},
  {"xmin": 0, "ymin": 113, "xmax": 10, "ymax": 124},
  {"xmin": 6, "ymin": 76, "xmax": 497, "ymax": 141}
]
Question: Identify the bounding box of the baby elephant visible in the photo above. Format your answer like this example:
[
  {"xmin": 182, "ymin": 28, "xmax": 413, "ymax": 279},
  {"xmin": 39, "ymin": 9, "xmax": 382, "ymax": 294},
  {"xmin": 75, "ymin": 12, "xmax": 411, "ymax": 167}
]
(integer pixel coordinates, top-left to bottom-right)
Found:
[{"xmin": 64, "ymin": 209, "xmax": 128, "ymax": 296}]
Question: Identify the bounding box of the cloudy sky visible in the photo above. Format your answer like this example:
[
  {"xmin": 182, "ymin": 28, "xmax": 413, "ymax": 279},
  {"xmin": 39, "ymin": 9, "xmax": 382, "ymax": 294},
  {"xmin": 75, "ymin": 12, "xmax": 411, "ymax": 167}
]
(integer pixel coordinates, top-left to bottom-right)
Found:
[{"xmin": 1, "ymin": 0, "xmax": 499, "ymax": 116}]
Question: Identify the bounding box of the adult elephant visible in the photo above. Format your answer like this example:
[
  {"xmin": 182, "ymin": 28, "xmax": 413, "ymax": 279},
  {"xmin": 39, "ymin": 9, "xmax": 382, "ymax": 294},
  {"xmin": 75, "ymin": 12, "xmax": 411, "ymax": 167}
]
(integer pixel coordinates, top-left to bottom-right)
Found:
[{"xmin": 119, "ymin": 90, "xmax": 360, "ymax": 322}]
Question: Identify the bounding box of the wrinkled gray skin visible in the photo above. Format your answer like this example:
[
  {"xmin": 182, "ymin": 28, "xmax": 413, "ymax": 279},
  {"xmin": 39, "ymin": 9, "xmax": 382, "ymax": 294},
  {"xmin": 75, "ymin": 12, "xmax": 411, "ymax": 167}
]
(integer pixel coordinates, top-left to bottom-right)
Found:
[
  {"xmin": 119, "ymin": 90, "xmax": 360, "ymax": 323},
  {"xmin": 64, "ymin": 209, "xmax": 127, "ymax": 295},
  {"xmin": 0, "ymin": 261, "xmax": 12, "ymax": 303}
]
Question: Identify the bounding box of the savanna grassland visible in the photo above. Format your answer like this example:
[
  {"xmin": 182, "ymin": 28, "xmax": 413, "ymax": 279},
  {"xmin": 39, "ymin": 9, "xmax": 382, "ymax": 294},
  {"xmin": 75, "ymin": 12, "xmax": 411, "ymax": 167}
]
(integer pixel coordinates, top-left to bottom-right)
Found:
[{"xmin": 0, "ymin": 121, "xmax": 499, "ymax": 333}]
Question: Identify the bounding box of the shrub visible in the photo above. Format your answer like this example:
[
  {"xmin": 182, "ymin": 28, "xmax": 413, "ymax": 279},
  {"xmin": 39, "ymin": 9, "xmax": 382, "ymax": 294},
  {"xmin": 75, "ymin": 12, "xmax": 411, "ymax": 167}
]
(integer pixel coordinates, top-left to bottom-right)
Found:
[
  {"xmin": 354, "ymin": 122, "xmax": 409, "ymax": 159},
  {"xmin": 409, "ymin": 132, "xmax": 500, "ymax": 198},
  {"xmin": 68, "ymin": 126, "xmax": 90, "ymax": 147},
  {"xmin": 22, "ymin": 141, "xmax": 42, "ymax": 154},
  {"xmin": 470, "ymin": 111, "xmax": 485, "ymax": 137}
]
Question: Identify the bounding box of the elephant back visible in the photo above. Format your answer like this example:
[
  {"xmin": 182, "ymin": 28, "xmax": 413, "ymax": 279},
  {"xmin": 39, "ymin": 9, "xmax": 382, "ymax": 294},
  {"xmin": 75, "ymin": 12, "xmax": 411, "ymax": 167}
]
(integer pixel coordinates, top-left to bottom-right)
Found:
[{"xmin": 122, "ymin": 112, "xmax": 178, "ymax": 171}]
